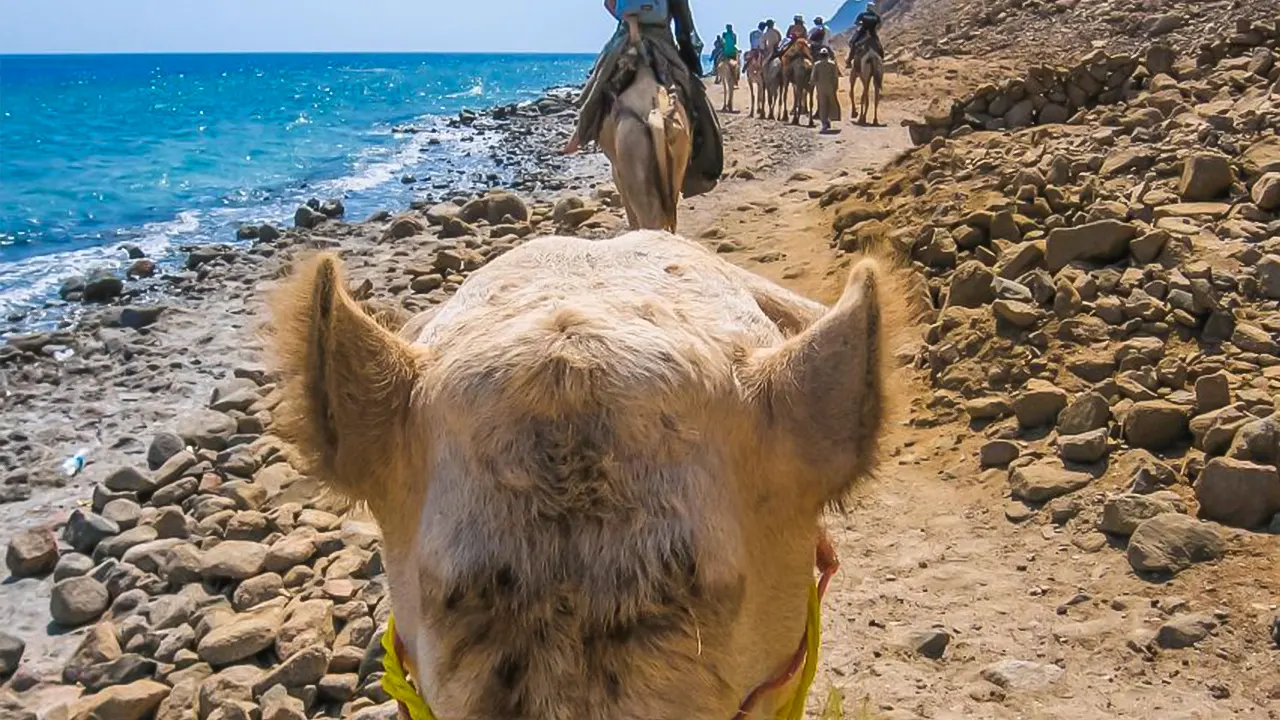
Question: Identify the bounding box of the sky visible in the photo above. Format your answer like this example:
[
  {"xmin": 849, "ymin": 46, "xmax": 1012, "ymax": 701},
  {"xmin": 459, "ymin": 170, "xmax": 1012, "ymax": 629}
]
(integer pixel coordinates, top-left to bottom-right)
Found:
[{"xmin": 0, "ymin": 0, "xmax": 846, "ymax": 55}]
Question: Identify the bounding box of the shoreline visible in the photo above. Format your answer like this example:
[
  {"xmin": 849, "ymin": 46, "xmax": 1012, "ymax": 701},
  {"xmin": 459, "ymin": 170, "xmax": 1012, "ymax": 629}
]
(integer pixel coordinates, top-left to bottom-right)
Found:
[{"xmin": 0, "ymin": 79, "xmax": 595, "ymax": 337}]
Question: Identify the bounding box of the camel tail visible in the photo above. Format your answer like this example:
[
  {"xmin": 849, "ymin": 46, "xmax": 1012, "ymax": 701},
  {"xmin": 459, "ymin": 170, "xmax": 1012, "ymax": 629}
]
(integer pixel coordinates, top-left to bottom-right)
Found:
[{"xmin": 646, "ymin": 88, "xmax": 678, "ymax": 231}]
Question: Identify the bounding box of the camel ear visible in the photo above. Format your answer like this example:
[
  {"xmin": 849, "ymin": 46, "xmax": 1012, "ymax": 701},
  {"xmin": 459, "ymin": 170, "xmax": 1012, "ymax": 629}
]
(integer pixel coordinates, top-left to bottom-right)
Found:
[
  {"xmin": 746, "ymin": 258, "xmax": 891, "ymax": 506},
  {"xmin": 270, "ymin": 253, "xmax": 421, "ymax": 500}
]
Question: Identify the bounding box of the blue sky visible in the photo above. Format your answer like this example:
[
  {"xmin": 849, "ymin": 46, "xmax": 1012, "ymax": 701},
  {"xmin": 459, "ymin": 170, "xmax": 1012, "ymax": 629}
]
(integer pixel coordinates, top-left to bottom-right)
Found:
[{"xmin": 0, "ymin": 1, "xmax": 846, "ymax": 54}]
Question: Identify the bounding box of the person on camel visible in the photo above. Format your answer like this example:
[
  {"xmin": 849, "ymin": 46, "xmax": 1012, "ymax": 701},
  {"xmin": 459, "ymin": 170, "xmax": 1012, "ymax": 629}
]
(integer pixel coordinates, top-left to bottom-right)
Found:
[
  {"xmin": 808, "ymin": 15, "xmax": 831, "ymax": 52},
  {"xmin": 774, "ymin": 14, "xmax": 808, "ymax": 59},
  {"xmin": 564, "ymin": 0, "xmax": 723, "ymax": 198},
  {"xmin": 710, "ymin": 35, "xmax": 724, "ymax": 81},
  {"xmin": 749, "ymin": 21, "xmax": 766, "ymax": 60},
  {"xmin": 761, "ymin": 18, "xmax": 782, "ymax": 59},
  {"xmin": 849, "ymin": 1, "xmax": 884, "ymax": 58}
]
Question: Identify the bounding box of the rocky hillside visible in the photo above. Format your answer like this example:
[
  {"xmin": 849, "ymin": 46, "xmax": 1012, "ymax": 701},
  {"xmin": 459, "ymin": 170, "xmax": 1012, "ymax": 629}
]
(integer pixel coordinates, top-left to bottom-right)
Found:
[
  {"xmin": 813, "ymin": 18, "xmax": 1280, "ymax": 703},
  {"xmin": 882, "ymin": 0, "xmax": 1280, "ymax": 65}
]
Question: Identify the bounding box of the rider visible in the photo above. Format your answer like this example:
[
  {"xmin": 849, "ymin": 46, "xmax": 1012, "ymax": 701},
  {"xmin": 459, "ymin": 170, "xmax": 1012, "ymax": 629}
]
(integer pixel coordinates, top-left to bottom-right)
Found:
[
  {"xmin": 721, "ymin": 24, "xmax": 739, "ymax": 60},
  {"xmin": 849, "ymin": 1, "xmax": 884, "ymax": 57},
  {"xmin": 566, "ymin": 0, "xmax": 723, "ymax": 197},
  {"xmin": 710, "ymin": 35, "xmax": 724, "ymax": 78},
  {"xmin": 773, "ymin": 14, "xmax": 808, "ymax": 60},
  {"xmin": 749, "ymin": 21, "xmax": 766, "ymax": 57},
  {"xmin": 761, "ymin": 18, "xmax": 782, "ymax": 59},
  {"xmin": 808, "ymin": 16, "xmax": 830, "ymax": 51}
]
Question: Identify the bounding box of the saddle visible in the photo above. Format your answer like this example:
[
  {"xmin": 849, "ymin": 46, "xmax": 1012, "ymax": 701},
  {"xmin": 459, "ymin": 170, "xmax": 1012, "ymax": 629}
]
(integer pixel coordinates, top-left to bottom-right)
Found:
[{"xmin": 781, "ymin": 37, "xmax": 812, "ymax": 74}]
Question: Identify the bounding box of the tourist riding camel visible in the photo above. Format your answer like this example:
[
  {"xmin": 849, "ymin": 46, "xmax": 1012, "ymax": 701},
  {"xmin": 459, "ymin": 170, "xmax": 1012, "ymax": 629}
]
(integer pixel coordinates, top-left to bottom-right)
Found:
[
  {"xmin": 748, "ymin": 21, "xmax": 766, "ymax": 58},
  {"xmin": 270, "ymin": 229, "xmax": 897, "ymax": 720},
  {"xmin": 566, "ymin": 0, "xmax": 722, "ymax": 200},
  {"xmin": 761, "ymin": 18, "xmax": 782, "ymax": 59},
  {"xmin": 774, "ymin": 14, "xmax": 812, "ymax": 77},
  {"xmin": 710, "ymin": 35, "xmax": 724, "ymax": 81},
  {"xmin": 808, "ymin": 15, "xmax": 831, "ymax": 52},
  {"xmin": 850, "ymin": 1, "xmax": 885, "ymax": 58}
]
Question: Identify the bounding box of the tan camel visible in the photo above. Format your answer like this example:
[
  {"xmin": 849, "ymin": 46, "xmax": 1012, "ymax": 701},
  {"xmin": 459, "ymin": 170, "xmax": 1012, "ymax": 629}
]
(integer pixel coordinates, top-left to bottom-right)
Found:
[
  {"xmin": 745, "ymin": 50, "xmax": 766, "ymax": 118},
  {"xmin": 717, "ymin": 54, "xmax": 740, "ymax": 113},
  {"xmin": 850, "ymin": 44, "xmax": 885, "ymax": 126},
  {"xmin": 269, "ymin": 230, "xmax": 900, "ymax": 720},
  {"xmin": 764, "ymin": 56, "xmax": 786, "ymax": 121},
  {"xmin": 596, "ymin": 21, "xmax": 692, "ymax": 232}
]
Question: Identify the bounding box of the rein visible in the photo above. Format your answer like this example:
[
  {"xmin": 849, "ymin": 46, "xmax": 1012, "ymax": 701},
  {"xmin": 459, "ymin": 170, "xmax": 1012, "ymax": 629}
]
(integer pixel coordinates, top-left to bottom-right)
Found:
[{"xmin": 382, "ymin": 533, "xmax": 840, "ymax": 720}]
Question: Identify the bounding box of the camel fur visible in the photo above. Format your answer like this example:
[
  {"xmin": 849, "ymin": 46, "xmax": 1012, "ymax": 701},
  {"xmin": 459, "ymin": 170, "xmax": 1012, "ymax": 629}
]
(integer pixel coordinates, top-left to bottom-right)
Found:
[{"xmin": 269, "ymin": 231, "xmax": 902, "ymax": 720}]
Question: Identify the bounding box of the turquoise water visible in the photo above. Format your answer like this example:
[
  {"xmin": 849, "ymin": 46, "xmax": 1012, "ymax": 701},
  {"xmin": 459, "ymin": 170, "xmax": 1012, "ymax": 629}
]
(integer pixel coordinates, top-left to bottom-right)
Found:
[{"xmin": 0, "ymin": 53, "xmax": 593, "ymax": 320}]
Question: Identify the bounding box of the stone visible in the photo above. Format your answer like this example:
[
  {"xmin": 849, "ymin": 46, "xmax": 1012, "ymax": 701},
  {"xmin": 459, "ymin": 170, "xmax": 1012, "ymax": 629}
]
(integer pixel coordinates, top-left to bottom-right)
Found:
[
  {"xmin": 176, "ymin": 410, "xmax": 238, "ymax": 451},
  {"xmin": 65, "ymin": 510, "xmax": 121, "ymax": 554},
  {"xmin": 318, "ymin": 199, "xmax": 345, "ymax": 219},
  {"xmin": 1231, "ymin": 324, "xmax": 1279, "ymax": 355},
  {"xmin": 1099, "ymin": 493, "xmax": 1180, "ymax": 535},
  {"xmin": 83, "ymin": 268, "xmax": 125, "ymax": 303},
  {"xmin": 63, "ymin": 621, "xmax": 122, "ymax": 684},
  {"xmin": 260, "ymin": 685, "xmax": 307, "ymax": 720},
  {"xmin": 276, "ymin": 599, "xmax": 335, "ymax": 659},
  {"xmin": 253, "ymin": 646, "xmax": 331, "ymax": 695},
  {"xmin": 947, "ymin": 261, "xmax": 995, "ymax": 308},
  {"xmin": 197, "ymin": 611, "xmax": 281, "ymax": 666},
  {"xmin": 115, "ymin": 305, "xmax": 165, "ymax": 329},
  {"xmin": 1122, "ymin": 401, "xmax": 1190, "ymax": 451},
  {"xmin": 1127, "ymin": 514, "xmax": 1225, "ymax": 574},
  {"xmin": 439, "ymin": 216, "xmax": 478, "ymax": 239},
  {"xmin": 992, "ymin": 299, "xmax": 1040, "ymax": 328},
  {"xmin": 351, "ymin": 703, "xmax": 401, "ymax": 720},
  {"xmin": 1194, "ymin": 373, "xmax": 1231, "ymax": 413},
  {"xmin": 149, "ymin": 594, "xmax": 197, "ymax": 631},
  {"xmin": 981, "ymin": 440, "xmax": 1020, "ymax": 468},
  {"xmin": 80, "ymin": 653, "xmax": 158, "ymax": 692},
  {"xmin": 69, "ymin": 679, "xmax": 170, "ymax": 720},
  {"xmin": 125, "ymin": 260, "xmax": 154, "ymax": 280},
  {"xmin": 148, "ymin": 433, "xmax": 187, "ymax": 471},
  {"xmin": 1059, "ymin": 428, "xmax": 1110, "ymax": 464},
  {"xmin": 0, "ymin": 631, "xmax": 24, "ymax": 677},
  {"xmin": 318, "ymin": 673, "xmax": 358, "ymax": 702},
  {"xmin": 104, "ymin": 466, "xmax": 155, "ymax": 494},
  {"xmin": 51, "ymin": 576, "xmax": 110, "ymax": 627},
  {"xmin": 1177, "ymin": 154, "xmax": 1233, "ymax": 201},
  {"xmin": 1059, "ymin": 392, "xmax": 1111, "ymax": 435},
  {"xmin": 1252, "ymin": 173, "xmax": 1280, "ymax": 211},
  {"xmin": 1243, "ymin": 136, "xmax": 1280, "ymax": 177},
  {"xmin": 965, "ymin": 396, "xmax": 1012, "ymax": 421},
  {"xmin": 198, "ymin": 665, "xmax": 262, "ymax": 720},
  {"xmin": 6, "ymin": 528, "xmax": 58, "ymax": 577},
  {"xmin": 1194, "ymin": 458, "xmax": 1280, "ymax": 529},
  {"xmin": 1227, "ymin": 414, "xmax": 1280, "ymax": 464},
  {"xmin": 1013, "ymin": 379, "xmax": 1068, "ymax": 428},
  {"xmin": 1155, "ymin": 613, "xmax": 1218, "ymax": 649},
  {"xmin": 1010, "ymin": 461, "xmax": 1092, "ymax": 503},
  {"xmin": 380, "ymin": 214, "xmax": 426, "ymax": 242},
  {"xmin": 1045, "ymin": 220, "xmax": 1137, "ymax": 271},
  {"xmin": 1129, "ymin": 230, "xmax": 1169, "ymax": 264},
  {"xmin": 901, "ymin": 629, "xmax": 951, "ymax": 659},
  {"xmin": 201, "ymin": 540, "xmax": 267, "ymax": 580},
  {"xmin": 264, "ymin": 534, "xmax": 317, "ymax": 573},
  {"xmin": 980, "ymin": 659, "xmax": 1064, "ymax": 692},
  {"xmin": 55, "ymin": 552, "xmax": 95, "ymax": 581},
  {"xmin": 233, "ymin": 573, "xmax": 284, "ymax": 611},
  {"xmin": 294, "ymin": 204, "xmax": 326, "ymax": 229},
  {"xmin": 102, "ymin": 498, "xmax": 142, "ymax": 530}
]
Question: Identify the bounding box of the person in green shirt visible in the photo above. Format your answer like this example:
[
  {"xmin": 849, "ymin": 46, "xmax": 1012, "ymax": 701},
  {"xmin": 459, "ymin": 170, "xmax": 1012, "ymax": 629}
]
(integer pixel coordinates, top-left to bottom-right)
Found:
[{"xmin": 721, "ymin": 24, "xmax": 739, "ymax": 59}]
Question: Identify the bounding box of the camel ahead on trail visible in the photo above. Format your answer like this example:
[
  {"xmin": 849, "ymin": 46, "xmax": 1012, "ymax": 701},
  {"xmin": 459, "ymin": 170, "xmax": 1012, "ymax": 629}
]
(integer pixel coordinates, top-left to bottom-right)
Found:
[
  {"xmin": 850, "ymin": 43, "xmax": 885, "ymax": 126},
  {"xmin": 745, "ymin": 50, "xmax": 766, "ymax": 118},
  {"xmin": 764, "ymin": 56, "xmax": 787, "ymax": 120},
  {"xmin": 270, "ymin": 230, "xmax": 900, "ymax": 720},
  {"xmin": 787, "ymin": 48, "xmax": 816, "ymax": 127},
  {"xmin": 717, "ymin": 54, "xmax": 741, "ymax": 113},
  {"xmin": 596, "ymin": 19, "xmax": 692, "ymax": 232}
]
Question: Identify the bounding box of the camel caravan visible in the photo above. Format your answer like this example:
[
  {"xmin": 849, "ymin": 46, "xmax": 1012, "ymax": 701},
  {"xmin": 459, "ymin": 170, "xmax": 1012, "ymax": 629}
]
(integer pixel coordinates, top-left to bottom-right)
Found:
[{"xmin": 268, "ymin": 2, "xmax": 901, "ymax": 718}]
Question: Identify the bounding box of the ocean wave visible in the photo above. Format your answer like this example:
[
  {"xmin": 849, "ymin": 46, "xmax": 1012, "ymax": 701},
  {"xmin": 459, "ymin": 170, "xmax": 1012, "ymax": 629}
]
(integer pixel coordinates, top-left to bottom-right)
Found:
[{"xmin": 445, "ymin": 81, "xmax": 485, "ymax": 98}]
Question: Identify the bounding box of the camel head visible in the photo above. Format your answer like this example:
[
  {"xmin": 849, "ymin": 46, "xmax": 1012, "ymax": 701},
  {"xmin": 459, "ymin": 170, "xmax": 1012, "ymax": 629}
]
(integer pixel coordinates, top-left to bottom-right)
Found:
[{"xmin": 269, "ymin": 232, "xmax": 897, "ymax": 719}]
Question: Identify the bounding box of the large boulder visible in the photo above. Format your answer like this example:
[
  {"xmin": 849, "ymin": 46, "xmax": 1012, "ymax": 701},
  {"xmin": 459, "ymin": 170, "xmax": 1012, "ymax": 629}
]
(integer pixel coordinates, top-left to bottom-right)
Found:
[
  {"xmin": 1252, "ymin": 173, "xmax": 1280, "ymax": 211},
  {"xmin": 1058, "ymin": 392, "xmax": 1111, "ymax": 435},
  {"xmin": 1045, "ymin": 220, "xmax": 1138, "ymax": 271},
  {"xmin": 50, "ymin": 576, "xmax": 110, "ymax": 627},
  {"xmin": 82, "ymin": 269, "xmax": 125, "ymax": 303},
  {"xmin": 1176, "ymin": 154, "xmax": 1233, "ymax": 201},
  {"xmin": 1013, "ymin": 380, "xmax": 1068, "ymax": 428},
  {"xmin": 6, "ymin": 528, "xmax": 58, "ymax": 578},
  {"xmin": 946, "ymin": 261, "xmax": 995, "ymax": 308},
  {"xmin": 1099, "ymin": 492, "xmax": 1181, "ymax": 535},
  {"xmin": 1127, "ymin": 513, "xmax": 1225, "ymax": 574},
  {"xmin": 1194, "ymin": 457, "xmax": 1280, "ymax": 529},
  {"xmin": 1010, "ymin": 460, "xmax": 1092, "ymax": 502},
  {"xmin": 1122, "ymin": 401, "xmax": 1190, "ymax": 451}
]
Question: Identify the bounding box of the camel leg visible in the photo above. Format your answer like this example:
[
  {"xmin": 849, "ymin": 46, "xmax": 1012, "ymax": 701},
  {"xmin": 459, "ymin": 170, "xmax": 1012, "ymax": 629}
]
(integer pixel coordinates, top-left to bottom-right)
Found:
[
  {"xmin": 609, "ymin": 113, "xmax": 667, "ymax": 230},
  {"xmin": 874, "ymin": 76, "xmax": 882, "ymax": 126},
  {"xmin": 860, "ymin": 79, "xmax": 869, "ymax": 126}
]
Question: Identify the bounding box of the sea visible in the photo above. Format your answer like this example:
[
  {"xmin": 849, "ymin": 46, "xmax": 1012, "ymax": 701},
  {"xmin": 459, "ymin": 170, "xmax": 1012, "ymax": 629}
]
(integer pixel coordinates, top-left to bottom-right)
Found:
[{"xmin": 0, "ymin": 53, "xmax": 596, "ymax": 329}]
